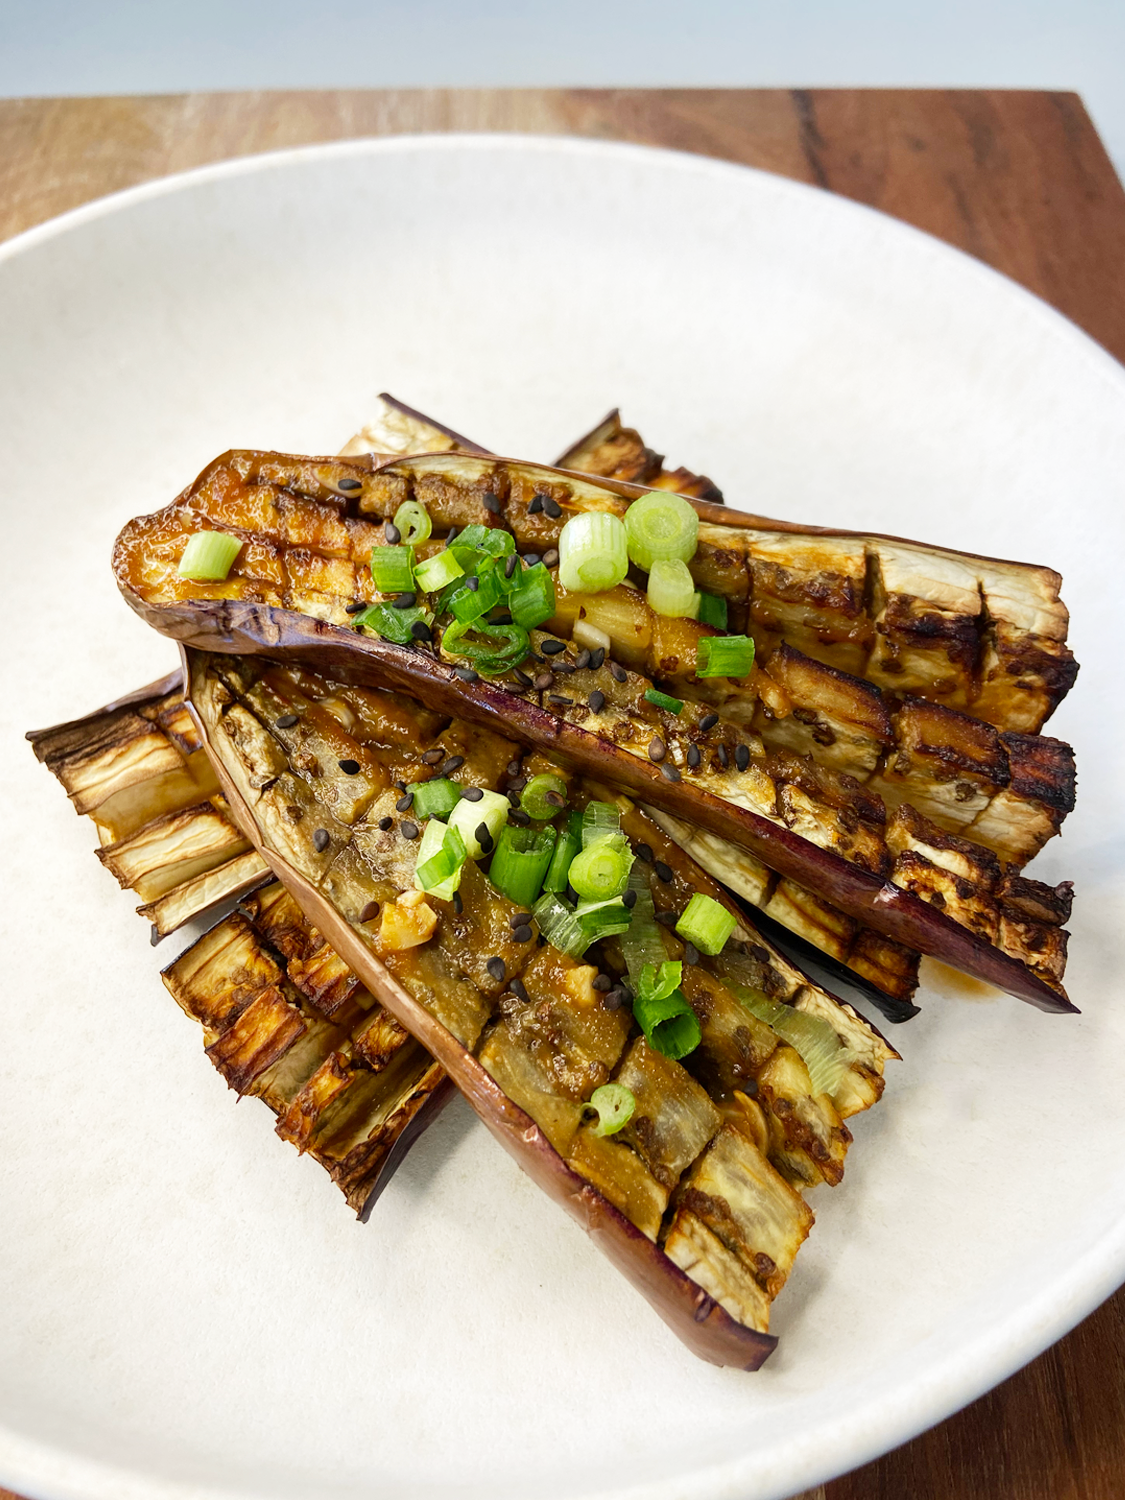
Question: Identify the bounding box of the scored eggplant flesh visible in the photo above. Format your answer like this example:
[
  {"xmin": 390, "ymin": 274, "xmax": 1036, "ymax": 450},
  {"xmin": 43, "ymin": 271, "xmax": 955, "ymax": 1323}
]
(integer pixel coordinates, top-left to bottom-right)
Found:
[
  {"xmin": 112, "ymin": 451, "xmax": 1075, "ymax": 1010},
  {"xmin": 553, "ymin": 407, "xmax": 725, "ymax": 503},
  {"xmin": 186, "ymin": 647, "xmax": 898, "ymax": 1366}
]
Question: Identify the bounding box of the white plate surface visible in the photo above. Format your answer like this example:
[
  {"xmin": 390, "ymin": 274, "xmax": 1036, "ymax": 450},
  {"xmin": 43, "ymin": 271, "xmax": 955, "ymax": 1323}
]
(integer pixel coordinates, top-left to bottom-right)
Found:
[{"xmin": 1, "ymin": 134, "xmax": 1124, "ymax": 1500}]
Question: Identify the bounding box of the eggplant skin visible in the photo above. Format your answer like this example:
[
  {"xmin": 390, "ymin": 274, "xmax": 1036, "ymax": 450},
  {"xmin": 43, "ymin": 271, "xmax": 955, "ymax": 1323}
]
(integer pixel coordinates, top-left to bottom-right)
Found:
[{"xmin": 184, "ymin": 649, "xmax": 775, "ymax": 1370}]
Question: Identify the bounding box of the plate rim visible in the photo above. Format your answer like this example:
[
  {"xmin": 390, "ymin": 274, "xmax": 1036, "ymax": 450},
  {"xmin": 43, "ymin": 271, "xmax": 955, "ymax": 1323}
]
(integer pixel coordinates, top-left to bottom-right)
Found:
[{"xmin": 2, "ymin": 129, "xmax": 1124, "ymax": 1500}]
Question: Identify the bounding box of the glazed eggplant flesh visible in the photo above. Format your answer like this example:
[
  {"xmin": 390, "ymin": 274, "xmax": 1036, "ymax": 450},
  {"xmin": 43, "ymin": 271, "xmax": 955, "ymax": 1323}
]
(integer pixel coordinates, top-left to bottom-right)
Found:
[
  {"xmin": 553, "ymin": 407, "xmax": 726, "ymax": 503},
  {"xmin": 186, "ymin": 648, "xmax": 897, "ymax": 1364},
  {"xmin": 112, "ymin": 451, "xmax": 1074, "ymax": 1010},
  {"xmin": 163, "ymin": 878, "xmax": 454, "ymax": 1214}
]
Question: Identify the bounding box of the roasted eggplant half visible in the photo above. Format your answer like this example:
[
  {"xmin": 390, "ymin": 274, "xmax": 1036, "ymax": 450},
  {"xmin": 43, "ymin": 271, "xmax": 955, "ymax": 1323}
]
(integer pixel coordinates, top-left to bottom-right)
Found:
[
  {"xmin": 112, "ymin": 450, "xmax": 1075, "ymax": 1011},
  {"xmin": 182, "ymin": 647, "xmax": 897, "ymax": 1367}
]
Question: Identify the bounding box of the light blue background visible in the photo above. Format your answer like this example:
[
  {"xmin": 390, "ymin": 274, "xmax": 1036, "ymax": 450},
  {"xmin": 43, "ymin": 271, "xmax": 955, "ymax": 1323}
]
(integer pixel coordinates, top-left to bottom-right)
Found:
[{"xmin": 2, "ymin": 0, "xmax": 1123, "ymax": 183}]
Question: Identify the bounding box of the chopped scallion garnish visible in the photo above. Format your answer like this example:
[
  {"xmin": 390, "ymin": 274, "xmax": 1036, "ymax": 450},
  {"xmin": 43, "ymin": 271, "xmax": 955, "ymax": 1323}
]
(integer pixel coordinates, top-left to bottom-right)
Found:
[
  {"xmin": 392, "ymin": 500, "xmax": 432, "ymax": 545},
  {"xmin": 557, "ymin": 512, "xmax": 629, "ymax": 594},
  {"xmin": 632, "ymin": 985, "xmax": 701, "ymax": 1061},
  {"xmin": 581, "ymin": 801, "xmax": 621, "ymax": 847},
  {"xmin": 507, "ymin": 562, "xmax": 557, "ymax": 630},
  {"xmin": 621, "ymin": 870, "xmax": 665, "ymax": 978},
  {"xmin": 448, "ymin": 787, "xmax": 511, "ymax": 859},
  {"xmin": 413, "ymin": 549, "xmax": 464, "ymax": 593},
  {"xmin": 414, "ymin": 818, "xmax": 467, "ymax": 898},
  {"xmin": 624, "ymin": 491, "xmax": 699, "ymax": 571},
  {"xmin": 586, "ymin": 1082, "xmax": 635, "ymax": 1137},
  {"xmin": 410, "ymin": 778, "xmax": 463, "ymax": 821},
  {"xmin": 644, "ymin": 687, "xmax": 684, "ymax": 715},
  {"xmin": 542, "ymin": 810, "xmax": 582, "ymax": 893},
  {"xmin": 647, "ymin": 558, "xmax": 697, "ymax": 618},
  {"xmin": 675, "ymin": 892, "xmax": 737, "ymax": 955},
  {"xmin": 177, "ymin": 531, "xmax": 243, "ymax": 581},
  {"xmin": 370, "ymin": 544, "xmax": 416, "ymax": 594},
  {"xmin": 353, "ymin": 602, "xmax": 431, "ymax": 645},
  {"xmin": 730, "ymin": 984, "xmax": 855, "ymax": 1097},
  {"xmin": 567, "ymin": 834, "xmax": 633, "ymax": 902},
  {"xmin": 696, "ymin": 634, "xmax": 756, "ymax": 679},
  {"xmin": 442, "ymin": 618, "xmax": 530, "ymax": 675},
  {"xmin": 489, "ymin": 823, "xmax": 557, "ymax": 906},
  {"xmin": 696, "ymin": 591, "xmax": 728, "ymax": 630},
  {"xmin": 532, "ymin": 891, "xmax": 588, "ymax": 958},
  {"xmin": 573, "ymin": 896, "xmax": 633, "ymax": 945},
  {"xmin": 449, "ymin": 562, "xmax": 504, "ymax": 622},
  {"xmin": 454, "ymin": 524, "xmax": 514, "ymax": 558},
  {"xmin": 521, "ymin": 773, "xmax": 568, "ymax": 822},
  {"xmin": 636, "ymin": 959, "xmax": 683, "ymax": 1004}
]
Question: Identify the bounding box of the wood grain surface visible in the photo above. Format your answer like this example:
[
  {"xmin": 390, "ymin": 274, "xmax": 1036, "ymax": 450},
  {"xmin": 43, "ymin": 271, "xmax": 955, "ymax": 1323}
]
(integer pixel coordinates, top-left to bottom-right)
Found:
[{"xmin": 1, "ymin": 88, "xmax": 1123, "ymax": 1500}]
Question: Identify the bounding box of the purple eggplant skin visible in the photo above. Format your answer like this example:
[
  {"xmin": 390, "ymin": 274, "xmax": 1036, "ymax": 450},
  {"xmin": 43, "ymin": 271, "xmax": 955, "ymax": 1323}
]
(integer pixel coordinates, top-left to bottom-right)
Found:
[
  {"xmin": 180, "ymin": 648, "xmax": 776, "ymax": 1370},
  {"xmin": 117, "ymin": 588, "xmax": 1077, "ymax": 1016}
]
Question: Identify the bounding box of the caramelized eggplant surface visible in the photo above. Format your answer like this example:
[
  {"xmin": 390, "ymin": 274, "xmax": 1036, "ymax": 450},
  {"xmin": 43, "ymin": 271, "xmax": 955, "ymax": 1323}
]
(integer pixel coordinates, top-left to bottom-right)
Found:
[
  {"xmin": 113, "ymin": 450, "xmax": 1075, "ymax": 1010},
  {"xmin": 184, "ymin": 648, "xmax": 898, "ymax": 1367}
]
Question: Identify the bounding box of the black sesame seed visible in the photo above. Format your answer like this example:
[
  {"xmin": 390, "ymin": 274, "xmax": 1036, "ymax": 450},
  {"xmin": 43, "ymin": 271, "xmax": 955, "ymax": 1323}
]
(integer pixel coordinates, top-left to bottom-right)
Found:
[
  {"xmin": 655, "ymin": 861, "xmax": 674, "ymax": 883},
  {"xmin": 717, "ymin": 744, "xmax": 730, "ymax": 768},
  {"xmin": 410, "ymin": 620, "xmax": 432, "ymax": 642},
  {"xmin": 422, "ymin": 748, "xmax": 444, "ymax": 764},
  {"xmin": 512, "ymin": 924, "xmax": 533, "ymax": 944},
  {"xmin": 506, "ymin": 789, "xmax": 522, "ymax": 807},
  {"xmin": 533, "ymin": 671, "xmax": 554, "ymax": 691},
  {"xmin": 588, "ymin": 690, "xmax": 606, "ymax": 713},
  {"xmin": 551, "ymin": 661, "xmax": 574, "ymax": 675},
  {"xmin": 395, "ymin": 781, "xmax": 407, "ymax": 793},
  {"xmin": 486, "ymin": 956, "xmax": 506, "ymax": 982},
  {"xmin": 603, "ymin": 987, "xmax": 631, "ymax": 1011},
  {"xmin": 542, "ymin": 548, "xmax": 560, "ymax": 568},
  {"xmin": 590, "ymin": 647, "xmax": 606, "ymax": 669},
  {"xmin": 509, "ymin": 808, "xmax": 531, "ymax": 826},
  {"xmin": 475, "ymin": 822, "xmax": 493, "ymax": 849},
  {"xmin": 623, "ymin": 889, "xmax": 638, "ymax": 909},
  {"xmin": 344, "ymin": 600, "xmax": 365, "ymax": 614},
  {"xmin": 466, "ymin": 575, "xmax": 480, "ymax": 592},
  {"xmin": 446, "ymin": 527, "xmax": 459, "ymax": 544},
  {"xmin": 648, "ymin": 737, "xmax": 666, "ymax": 763},
  {"xmin": 610, "ymin": 661, "xmax": 628, "ymax": 683},
  {"xmin": 541, "ymin": 638, "xmax": 565, "ymax": 656},
  {"xmin": 482, "ymin": 491, "xmax": 502, "ymax": 515},
  {"xmin": 547, "ymin": 694, "xmax": 574, "ymax": 707},
  {"xmin": 543, "ymin": 790, "xmax": 566, "ymax": 808},
  {"xmin": 635, "ymin": 842, "xmax": 653, "ymax": 864},
  {"xmin": 441, "ymin": 755, "xmax": 465, "ymax": 773},
  {"xmin": 377, "ymin": 816, "xmax": 393, "ymax": 831},
  {"xmin": 454, "ymin": 665, "xmax": 480, "ymax": 683},
  {"xmin": 274, "ymin": 713, "xmax": 299, "ymax": 729},
  {"xmin": 574, "ymin": 648, "xmax": 591, "ymax": 670},
  {"xmin": 700, "ymin": 712, "xmax": 719, "ymax": 732},
  {"xmin": 463, "ymin": 785, "xmax": 484, "ymax": 802},
  {"xmin": 501, "ymin": 554, "xmax": 517, "ymax": 582},
  {"xmin": 509, "ymin": 911, "xmax": 533, "ymax": 929},
  {"xmin": 592, "ymin": 974, "xmax": 612, "ymax": 991},
  {"xmin": 359, "ymin": 899, "xmax": 380, "ymax": 923},
  {"xmin": 338, "ymin": 477, "xmax": 362, "ymax": 492},
  {"xmin": 528, "ymin": 494, "xmax": 544, "ymax": 515},
  {"xmin": 735, "ymin": 744, "xmax": 750, "ymax": 771},
  {"xmin": 508, "ymin": 776, "xmax": 528, "ymax": 792},
  {"xmin": 542, "ymin": 496, "xmax": 562, "ymax": 519},
  {"xmin": 655, "ymin": 909, "xmax": 679, "ymax": 926},
  {"xmin": 338, "ymin": 758, "xmax": 361, "ymax": 775},
  {"xmin": 506, "ymin": 759, "xmax": 522, "ymax": 777},
  {"xmin": 396, "ymin": 791, "xmax": 414, "ymax": 812},
  {"xmin": 512, "ymin": 670, "xmax": 533, "ymax": 689},
  {"xmin": 662, "ymin": 764, "xmax": 682, "ymax": 782},
  {"xmin": 392, "ymin": 591, "xmax": 417, "ymax": 609},
  {"xmin": 453, "ymin": 890, "xmax": 464, "ymax": 914},
  {"xmin": 522, "ymin": 552, "xmax": 541, "ymax": 568},
  {"xmin": 384, "ymin": 522, "xmax": 401, "ymax": 545},
  {"xmin": 313, "ymin": 828, "xmax": 330, "ymax": 853},
  {"xmin": 684, "ymin": 943, "xmax": 700, "ymax": 966},
  {"xmin": 400, "ymin": 820, "xmax": 419, "ymax": 840},
  {"xmin": 687, "ymin": 745, "xmax": 702, "ymax": 768},
  {"xmin": 511, "ymin": 977, "xmax": 529, "ymax": 1002},
  {"xmin": 493, "ymin": 611, "xmax": 513, "ymax": 625}
]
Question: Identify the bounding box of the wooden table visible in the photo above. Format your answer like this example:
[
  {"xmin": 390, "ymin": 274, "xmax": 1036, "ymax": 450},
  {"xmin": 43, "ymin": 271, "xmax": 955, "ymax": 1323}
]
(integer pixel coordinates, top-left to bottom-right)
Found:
[{"xmin": 2, "ymin": 88, "xmax": 1123, "ymax": 1500}]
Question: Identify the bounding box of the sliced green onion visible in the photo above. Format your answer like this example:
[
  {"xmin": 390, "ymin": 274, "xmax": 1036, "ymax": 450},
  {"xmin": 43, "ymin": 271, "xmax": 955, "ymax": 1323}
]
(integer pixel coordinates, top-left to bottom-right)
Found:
[
  {"xmin": 449, "ymin": 563, "xmax": 504, "ymax": 622},
  {"xmin": 586, "ymin": 1082, "xmax": 636, "ymax": 1137},
  {"xmin": 633, "ymin": 986, "xmax": 701, "ymax": 1061},
  {"xmin": 177, "ymin": 531, "xmax": 243, "ymax": 581},
  {"xmin": 731, "ymin": 985, "xmax": 855, "ymax": 1097},
  {"xmin": 542, "ymin": 809, "xmax": 582, "ymax": 893},
  {"xmin": 636, "ymin": 959, "xmax": 683, "ymax": 1004},
  {"xmin": 558, "ymin": 512, "xmax": 629, "ymax": 594},
  {"xmin": 532, "ymin": 892, "xmax": 588, "ymax": 958},
  {"xmin": 574, "ymin": 896, "xmax": 633, "ymax": 945},
  {"xmin": 353, "ymin": 602, "xmax": 431, "ymax": 645},
  {"xmin": 507, "ymin": 562, "xmax": 557, "ymax": 630},
  {"xmin": 448, "ymin": 788, "xmax": 510, "ymax": 859},
  {"xmin": 370, "ymin": 544, "xmax": 416, "ymax": 593},
  {"xmin": 441, "ymin": 618, "xmax": 530, "ymax": 676},
  {"xmin": 567, "ymin": 834, "xmax": 633, "ymax": 902},
  {"xmin": 647, "ymin": 558, "xmax": 697, "ymax": 618},
  {"xmin": 454, "ymin": 524, "xmax": 514, "ymax": 558},
  {"xmin": 393, "ymin": 500, "xmax": 432, "ymax": 545},
  {"xmin": 410, "ymin": 777, "xmax": 463, "ymax": 821},
  {"xmin": 697, "ymin": 634, "xmax": 756, "ymax": 679},
  {"xmin": 489, "ymin": 823, "xmax": 556, "ymax": 906},
  {"xmin": 624, "ymin": 491, "xmax": 699, "ymax": 571},
  {"xmin": 621, "ymin": 870, "xmax": 664, "ymax": 978},
  {"xmin": 644, "ymin": 687, "xmax": 683, "ymax": 715},
  {"xmin": 521, "ymin": 773, "xmax": 568, "ymax": 822},
  {"xmin": 413, "ymin": 549, "xmax": 464, "ymax": 593},
  {"xmin": 696, "ymin": 591, "xmax": 728, "ymax": 630},
  {"xmin": 414, "ymin": 818, "xmax": 467, "ymax": 897},
  {"xmin": 581, "ymin": 801, "xmax": 620, "ymax": 848},
  {"xmin": 676, "ymin": 892, "xmax": 737, "ymax": 955}
]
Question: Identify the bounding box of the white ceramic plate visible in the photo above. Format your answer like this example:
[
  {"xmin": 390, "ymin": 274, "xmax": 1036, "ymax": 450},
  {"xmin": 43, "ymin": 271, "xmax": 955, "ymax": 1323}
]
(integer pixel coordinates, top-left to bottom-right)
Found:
[{"xmin": 1, "ymin": 135, "xmax": 1123, "ymax": 1500}]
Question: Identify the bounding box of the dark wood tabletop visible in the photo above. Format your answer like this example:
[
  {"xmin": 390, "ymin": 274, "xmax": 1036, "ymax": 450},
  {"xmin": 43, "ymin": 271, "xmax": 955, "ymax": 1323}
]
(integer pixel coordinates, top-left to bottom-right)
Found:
[{"xmin": 1, "ymin": 88, "xmax": 1123, "ymax": 1500}]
